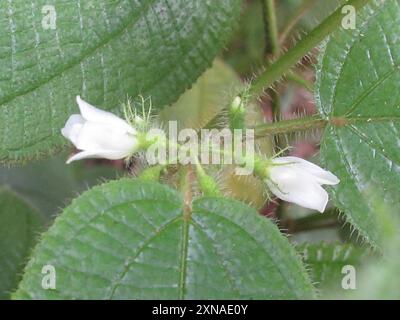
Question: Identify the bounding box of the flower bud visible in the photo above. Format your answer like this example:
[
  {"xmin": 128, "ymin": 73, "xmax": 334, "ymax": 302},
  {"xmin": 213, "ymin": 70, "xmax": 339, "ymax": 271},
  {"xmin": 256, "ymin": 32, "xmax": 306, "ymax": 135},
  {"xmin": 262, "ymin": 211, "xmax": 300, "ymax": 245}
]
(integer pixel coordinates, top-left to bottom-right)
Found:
[
  {"xmin": 229, "ymin": 95, "xmax": 246, "ymax": 130},
  {"xmin": 195, "ymin": 164, "xmax": 221, "ymax": 197},
  {"xmin": 231, "ymin": 96, "xmax": 242, "ymax": 111},
  {"xmin": 138, "ymin": 165, "xmax": 166, "ymax": 182}
]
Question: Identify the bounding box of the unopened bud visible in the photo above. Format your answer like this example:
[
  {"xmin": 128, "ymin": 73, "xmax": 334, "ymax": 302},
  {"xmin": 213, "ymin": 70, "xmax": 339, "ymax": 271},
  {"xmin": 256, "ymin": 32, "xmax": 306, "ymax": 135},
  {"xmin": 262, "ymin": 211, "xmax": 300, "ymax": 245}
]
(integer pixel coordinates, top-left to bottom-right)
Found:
[{"xmin": 196, "ymin": 164, "xmax": 221, "ymax": 197}]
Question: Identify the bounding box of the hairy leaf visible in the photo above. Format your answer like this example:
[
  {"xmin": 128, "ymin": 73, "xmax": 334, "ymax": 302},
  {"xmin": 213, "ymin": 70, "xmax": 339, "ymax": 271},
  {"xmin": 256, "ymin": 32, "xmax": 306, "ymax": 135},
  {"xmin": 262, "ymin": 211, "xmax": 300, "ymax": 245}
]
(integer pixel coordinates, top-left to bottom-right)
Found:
[
  {"xmin": 0, "ymin": 0, "xmax": 242, "ymax": 164},
  {"xmin": 14, "ymin": 179, "xmax": 314, "ymax": 299},
  {"xmin": 316, "ymin": 0, "xmax": 400, "ymax": 247}
]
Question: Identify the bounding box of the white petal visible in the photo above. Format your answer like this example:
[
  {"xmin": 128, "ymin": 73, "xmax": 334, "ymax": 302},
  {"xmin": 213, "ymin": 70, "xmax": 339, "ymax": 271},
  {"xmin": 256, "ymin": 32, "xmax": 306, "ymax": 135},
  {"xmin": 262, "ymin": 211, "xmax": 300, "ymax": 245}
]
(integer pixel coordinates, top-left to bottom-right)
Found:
[
  {"xmin": 74, "ymin": 121, "xmax": 138, "ymax": 153},
  {"xmin": 76, "ymin": 96, "xmax": 135, "ymax": 134},
  {"xmin": 273, "ymin": 156, "xmax": 340, "ymax": 185},
  {"xmin": 66, "ymin": 149, "xmax": 130, "ymax": 164},
  {"xmin": 267, "ymin": 165, "xmax": 330, "ymax": 212},
  {"xmin": 61, "ymin": 114, "xmax": 85, "ymax": 146}
]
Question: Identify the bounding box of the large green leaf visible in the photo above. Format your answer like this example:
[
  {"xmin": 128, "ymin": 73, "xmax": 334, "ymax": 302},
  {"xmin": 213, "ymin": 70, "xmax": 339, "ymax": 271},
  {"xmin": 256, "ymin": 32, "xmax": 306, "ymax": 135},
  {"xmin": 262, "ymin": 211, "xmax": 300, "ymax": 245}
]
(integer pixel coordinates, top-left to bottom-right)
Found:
[
  {"xmin": 0, "ymin": 0, "xmax": 242, "ymax": 164},
  {"xmin": 13, "ymin": 179, "xmax": 314, "ymax": 299},
  {"xmin": 0, "ymin": 188, "xmax": 43, "ymax": 299},
  {"xmin": 316, "ymin": 0, "xmax": 400, "ymax": 247}
]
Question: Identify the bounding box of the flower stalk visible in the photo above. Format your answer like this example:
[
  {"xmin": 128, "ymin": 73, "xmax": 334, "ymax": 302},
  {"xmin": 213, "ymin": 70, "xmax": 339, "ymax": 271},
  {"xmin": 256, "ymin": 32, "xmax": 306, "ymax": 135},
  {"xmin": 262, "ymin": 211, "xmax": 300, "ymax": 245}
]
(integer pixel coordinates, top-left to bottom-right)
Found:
[{"xmin": 253, "ymin": 115, "xmax": 327, "ymax": 137}]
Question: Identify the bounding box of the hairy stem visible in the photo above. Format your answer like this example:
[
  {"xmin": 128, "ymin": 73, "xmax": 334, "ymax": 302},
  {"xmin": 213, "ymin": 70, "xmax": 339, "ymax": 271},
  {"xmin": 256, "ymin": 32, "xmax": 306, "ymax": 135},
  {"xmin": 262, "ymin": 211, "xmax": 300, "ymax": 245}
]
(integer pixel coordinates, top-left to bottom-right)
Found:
[
  {"xmin": 261, "ymin": 0, "xmax": 283, "ymax": 150},
  {"xmin": 178, "ymin": 166, "xmax": 193, "ymax": 220},
  {"xmin": 249, "ymin": 0, "xmax": 370, "ymax": 97},
  {"xmin": 253, "ymin": 115, "xmax": 327, "ymax": 137},
  {"xmin": 262, "ymin": 0, "xmax": 280, "ymax": 57}
]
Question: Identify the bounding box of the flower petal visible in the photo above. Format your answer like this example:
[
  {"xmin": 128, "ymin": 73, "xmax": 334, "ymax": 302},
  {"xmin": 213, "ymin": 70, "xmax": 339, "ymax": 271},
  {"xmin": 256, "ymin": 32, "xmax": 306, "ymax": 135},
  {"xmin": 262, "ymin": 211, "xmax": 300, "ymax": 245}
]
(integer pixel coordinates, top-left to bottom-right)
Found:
[
  {"xmin": 66, "ymin": 149, "xmax": 130, "ymax": 164},
  {"xmin": 74, "ymin": 121, "xmax": 138, "ymax": 153},
  {"xmin": 267, "ymin": 165, "xmax": 330, "ymax": 212},
  {"xmin": 61, "ymin": 114, "xmax": 85, "ymax": 146},
  {"xmin": 273, "ymin": 156, "xmax": 340, "ymax": 185},
  {"xmin": 76, "ymin": 96, "xmax": 135, "ymax": 134}
]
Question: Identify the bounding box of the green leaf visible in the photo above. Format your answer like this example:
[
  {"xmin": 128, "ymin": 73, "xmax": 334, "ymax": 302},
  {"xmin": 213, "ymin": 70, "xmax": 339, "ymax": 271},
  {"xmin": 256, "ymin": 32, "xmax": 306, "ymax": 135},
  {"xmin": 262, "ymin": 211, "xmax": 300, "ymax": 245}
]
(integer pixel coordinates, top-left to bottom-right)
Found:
[
  {"xmin": 14, "ymin": 179, "xmax": 315, "ymax": 299},
  {"xmin": 0, "ymin": 188, "xmax": 43, "ymax": 299},
  {"xmin": 0, "ymin": 154, "xmax": 119, "ymax": 298},
  {"xmin": 0, "ymin": 154, "xmax": 122, "ymax": 218},
  {"xmin": 0, "ymin": 0, "xmax": 242, "ymax": 164},
  {"xmin": 159, "ymin": 59, "xmax": 241, "ymax": 130},
  {"xmin": 316, "ymin": 0, "xmax": 400, "ymax": 247},
  {"xmin": 297, "ymin": 242, "xmax": 371, "ymax": 295}
]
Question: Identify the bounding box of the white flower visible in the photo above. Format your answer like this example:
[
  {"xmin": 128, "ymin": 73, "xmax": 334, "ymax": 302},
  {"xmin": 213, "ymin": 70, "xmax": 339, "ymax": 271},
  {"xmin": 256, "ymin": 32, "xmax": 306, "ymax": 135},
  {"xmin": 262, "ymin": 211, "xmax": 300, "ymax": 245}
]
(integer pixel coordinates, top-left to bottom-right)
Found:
[
  {"xmin": 266, "ymin": 156, "xmax": 340, "ymax": 213},
  {"xmin": 61, "ymin": 96, "xmax": 138, "ymax": 164}
]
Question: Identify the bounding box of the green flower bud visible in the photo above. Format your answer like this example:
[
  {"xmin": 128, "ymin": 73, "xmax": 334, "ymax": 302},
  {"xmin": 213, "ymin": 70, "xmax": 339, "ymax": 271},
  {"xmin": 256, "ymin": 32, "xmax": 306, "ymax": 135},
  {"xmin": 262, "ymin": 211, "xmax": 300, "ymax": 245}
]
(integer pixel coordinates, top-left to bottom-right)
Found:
[
  {"xmin": 138, "ymin": 165, "xmax": 166, "ymax": 182},
  {"xmin": 195, "ymin": 164, "xmax": 221, "ymax": 197},
  {"xmin": 229, "ymin": 95, "xmax": 246, "ymax": 130}
]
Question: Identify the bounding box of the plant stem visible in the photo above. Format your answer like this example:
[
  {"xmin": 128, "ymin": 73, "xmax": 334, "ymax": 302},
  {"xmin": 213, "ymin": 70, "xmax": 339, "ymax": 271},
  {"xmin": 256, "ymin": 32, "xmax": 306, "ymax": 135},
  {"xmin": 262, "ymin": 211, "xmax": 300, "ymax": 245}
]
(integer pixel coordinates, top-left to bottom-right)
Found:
[
  {"xmin": 253, "ymin": 115, "xmax": 327, "ymax": 137},
  {"xmin": 270, "ymin": 90, "xmax": 281, "ymax": 123},
  {"xmin": 262, "ymin": 0, "xmax": 280, "ymax": 57},
  {"xmin": 279, "ymin": 0, "xmax": 318, "ymax": 45},
  {"xmin": 249, "ymin": 0, "xmax": 370, "ymax": 98},
  {"xmin": 178, "ymin": 166, "xmax": 193, "ymax": 220},
  {"xmin": 177, "ymin": 165, "xmax": 192, "ymax": 300},
  {"xmin": 261, "ymin": 0, "xmax": 283, "ymax": 149},
  {"xmin": 261, "ymin": 0, "xmax": 280, "ymax": 117}
]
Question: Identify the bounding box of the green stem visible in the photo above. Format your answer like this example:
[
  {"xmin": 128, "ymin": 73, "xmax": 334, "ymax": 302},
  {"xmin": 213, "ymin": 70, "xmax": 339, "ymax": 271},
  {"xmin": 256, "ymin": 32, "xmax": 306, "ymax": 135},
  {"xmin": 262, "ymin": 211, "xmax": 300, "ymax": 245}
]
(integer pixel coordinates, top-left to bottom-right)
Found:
[
  {"xmin": 178, "ymin": 166, "xmax": 193, "ymax": 219},
  {"xmin": 177, "ymin": 165, "xmax": 191, "ymax": 300},
  {"xmin": 262, "ymin": 0, "xmax": 280, "ymax": 57},
  {"xmin": 261, "ymin": 0, "xmax": 282, "ymax": 149},
  {"xmin": 270, "ymin": 90, "xmax": 281, "ymax": 122},
  {"xmin": 249, "ymin": 0, "xmax": 370, "ymax": 97},
  {"xmin": 253, "ymin": 115, "xmax": 327, "ymax": 137},
  {"xmin": 279, "ymin": 0, "xmax": 318, "ymax": 45}
]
